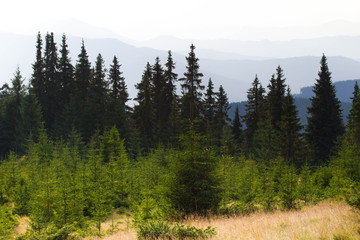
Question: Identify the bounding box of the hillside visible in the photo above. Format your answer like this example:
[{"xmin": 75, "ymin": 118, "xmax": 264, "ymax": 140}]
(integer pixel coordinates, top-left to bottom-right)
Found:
[{"xmin": 295, "ymin": 79, "xmax": 360, "ymax": 102}]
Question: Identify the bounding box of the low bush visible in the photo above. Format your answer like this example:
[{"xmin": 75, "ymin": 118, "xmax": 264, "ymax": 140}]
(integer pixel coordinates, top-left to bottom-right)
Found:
[{"xmin": 136, "ymin": 220, "xmax": 216, "ymax": 240}]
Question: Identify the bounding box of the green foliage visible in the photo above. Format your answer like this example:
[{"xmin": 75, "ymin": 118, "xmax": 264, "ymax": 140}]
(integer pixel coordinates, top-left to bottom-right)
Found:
[
  {"xmin": 16, "ymin": 223, "xmax": 75, "ymax": 240},
  {"xmin": 306, "ymin": 54, "xmax": 344, "ymax": 165},
  {"xmin": 218, "ymin": 201, "xmax": 258, "ymax": 216},
  {"xmin": 130, "ymin": 148, "xmax": 172, "ymax": 223},
  {"xmin": 297, "ymin": 164, "xmax": 313, "ymax": 204},
  {"xmin": 134, "ymin": 62, "xmax": 155, "ymax": 151},
  {"xmin": 2, "ymin": 33, "xmax": 360, "ymax": 239},
  {"xmin": 278, "ymin": 164, "xmax": 297, "ymax": 209},
  {"xmin": 279, "ymin": 87, "xmax": 303, "ymax": 166},
  {"xmin": 345, "ymin": 183, "xmax": 360, "ymax": 210},
  {"xmin": 180, "ymin": 44, "xmax": 204, "ymax": 121},
  {"xmin": 243, "ymin": 75, "xmax": 266, "ymax": 155},
  {"xmin": 136, "ymin": 220, "xmax": 216, "ymax": 240},
  {"xmin": 231, "ymin": 105, "xmax": 243, "ymax": 152},
  {"xmin": 0, "ymin": 204, "xmax": 18, "ymax": 239},
  {"xmin": 168, "ymin": 124, "xmax": 221, "ymax": 214}
]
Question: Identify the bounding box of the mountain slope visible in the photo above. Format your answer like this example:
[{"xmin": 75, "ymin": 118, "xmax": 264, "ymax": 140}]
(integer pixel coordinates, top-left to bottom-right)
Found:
[
  {"xmin": 138, "ymin": 35, "xmax": 360, "ymax": 60},
  {"xmin": 1, "ymin": 32, "xmax": 360, "ymax": 102},
  {"xmin": 295, "ymin": 79, "xmax": 360, "ymax": 102},
  {"xmin": 229, "ymin": 98, "xmax": 352, "ymax": 128}
]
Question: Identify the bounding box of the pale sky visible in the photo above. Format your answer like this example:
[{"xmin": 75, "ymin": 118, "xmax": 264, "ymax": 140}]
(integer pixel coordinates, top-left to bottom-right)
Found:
[{"xmin": 2, "ymin": 0, "xmax": 360, "ymax": 40}]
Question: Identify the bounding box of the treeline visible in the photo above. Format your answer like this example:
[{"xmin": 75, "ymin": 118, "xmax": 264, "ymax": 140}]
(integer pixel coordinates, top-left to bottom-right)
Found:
[{"xmin": 0, "ymin": 32, "xmax": 360, "ymax": 239}]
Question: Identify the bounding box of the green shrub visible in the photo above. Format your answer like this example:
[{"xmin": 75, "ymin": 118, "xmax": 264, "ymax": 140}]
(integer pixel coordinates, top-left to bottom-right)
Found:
[
  {"xmin": 136, "ymin": 220, "xmax": 216, "ymax": 240},
  {"xmin": 0, "ymin": 204, "xmax": 18, "ymax": 240},
  {"xmin": 218, "ymin": 200, "xmax": 258, "ymax": 216},
  {"xmin": 16, "ymin": 224, "xmax": 75, "ymax": 240},
  {"xmin": 345, "ymin": 184, "xmax": 360, "ymax": 210}
]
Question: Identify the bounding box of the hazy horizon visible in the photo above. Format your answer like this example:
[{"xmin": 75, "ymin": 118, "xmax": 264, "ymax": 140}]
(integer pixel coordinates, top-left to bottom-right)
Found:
[{"xmin": 2, "ymin": 0, "xmax": 360, "ymax": 41}]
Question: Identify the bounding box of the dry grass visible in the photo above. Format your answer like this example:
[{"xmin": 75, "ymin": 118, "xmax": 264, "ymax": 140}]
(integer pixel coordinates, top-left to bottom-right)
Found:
[
  {"xmin": 13, "ymin": 201, "xmax": 360, "ymax": 239},
  {"xmin": 181, "ymin": 201, "xmax": 360, "ymax": 240},
  {"xmin": 13, "ymin": 215, "xmax": 30, "ymax": 236},
  {"xmin": 84, "ymin": 213, "xmax": 136, "ymax": 240}
]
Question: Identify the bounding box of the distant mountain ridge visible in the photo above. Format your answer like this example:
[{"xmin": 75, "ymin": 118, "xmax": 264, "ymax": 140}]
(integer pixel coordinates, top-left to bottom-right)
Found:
[
  {"xmin": 229, "ymin": 79, "xmax": 357, "ymax": 126},
  {"xmin": 294, "ymin": 79, "xmax": 360, "ymax": 102},
  {"xmin": 229, "ymin": 99, "xmax": 352, "ymax": 128},
  {"xmin": 137, "ymin": 35, "xmax": 360, "ymax": 60},
  {"xmin": 1, "ymin": 32, "xmax": 360, "ymax": 102}
]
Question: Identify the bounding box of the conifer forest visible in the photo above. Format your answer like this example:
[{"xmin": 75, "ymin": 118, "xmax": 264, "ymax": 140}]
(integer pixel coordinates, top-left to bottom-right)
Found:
[{"xmin": 1, "ymin": 32, "xmax": 360, "ymax": 239}]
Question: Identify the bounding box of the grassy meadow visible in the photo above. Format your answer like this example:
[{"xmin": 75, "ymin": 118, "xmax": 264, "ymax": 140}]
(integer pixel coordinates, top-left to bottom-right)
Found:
[{"xmin": 13, "ymin": 201, "xmax": 357, "ymax": 240}]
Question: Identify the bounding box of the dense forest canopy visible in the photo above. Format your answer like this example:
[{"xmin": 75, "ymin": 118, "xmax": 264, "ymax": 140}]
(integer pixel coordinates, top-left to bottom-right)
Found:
[{"xmin": 0, "ymin": 32, "xmax": 360, "ymax": 239}]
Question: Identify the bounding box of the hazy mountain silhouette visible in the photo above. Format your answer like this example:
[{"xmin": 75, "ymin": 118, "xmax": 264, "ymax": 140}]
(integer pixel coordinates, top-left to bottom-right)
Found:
[{"xmin": 1, "ymin": 31, "xmax": 360, "ymax": 102}]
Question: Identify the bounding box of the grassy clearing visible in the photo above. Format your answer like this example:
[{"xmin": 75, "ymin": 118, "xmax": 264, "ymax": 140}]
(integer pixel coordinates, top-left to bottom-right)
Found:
[
  {"xmin": 182, "ymin": 201, "xmax": 360, "ymax": 240},
  {"xmin": 13, "ymin": 201, "xmax": 360, "ymax": 239}
]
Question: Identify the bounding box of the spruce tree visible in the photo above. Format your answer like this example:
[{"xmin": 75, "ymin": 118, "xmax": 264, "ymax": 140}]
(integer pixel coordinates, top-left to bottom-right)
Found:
[
  {"xmin": 168, "ymin": 96, "xmax": 181, "ymax": 145},
  {"xmin": 0, "ymin": 68, "xmax": 26, "ymax": 155},
  {"xmin": 108, "ymin": 56, "xmax": 131, "ymax": 143},
  {"xmin": 252, "ymin": 112, "xmax": 280, "ymax": 164},
  {"xmin": 306, "ymin": 54, "xmax": 344, "ymax": 165},
  {"xmin": 180, "ymin": 44, "xmax": 204, "ymax": 121},
  {"xmin": 164, "ymin": 51, "xmax": 179, "ymax": 143},
  {"xmin": 74, "ymin": 40, "xmax": 91, "ymax": 100},
  {"xmin": 151, "ymin": 57, "xmax": 167, "ymax": 144},
  {"xmin": 164, "ymin": 50, "xmax": 178, "ymax": 106},
  {"xmin": 70, "ymin": 40, "xmax": 92, "ymax": 138},
  {"xmin": 87, "ymin": 54, "xmax": 108, "ymax": 138},
  {"xmin": 43, "ymin": 32, "xmax": 60, "ymax": 131},
  {"xmin": 347, "ymin": 81, "xmax": 360, "ymax": 150},
  {"xmin": 169, "ymin": 123, "xmax": 220, "ymax": 214},
  {"xmin": 19, "ymin": 93, "xmax": 43, "ymax": 151},
  {"xmin": 279, "ymin": 87, "xmax": 303, "ymax": 166},
  {"xmin": 203, "ymin": 78, "xmax": 216, "ymax": 136},
  {"xmin": 214, "ymin": 85, "xmax": 230, "ymax": 147},
  {"xmin": 30, "ymin": 32, "xmax": 45, "ymax": 107},
  {"xmin": 58, "ymin": 34, "xmax": 74, "ymax": 110},
  {"xmin": 232, "ymin": 105, "xmax": 243, "ymax": 151},
  {"xmin": 134, "ymin": 63, "xmax": 154, "ymax": 151},
  {"xmin": 267, "ymin": 66, "xmax": 287, "ymax": 130},
  {"xmin": 243, "ymin": 75, "xmax": 266, "ymax": 154}
]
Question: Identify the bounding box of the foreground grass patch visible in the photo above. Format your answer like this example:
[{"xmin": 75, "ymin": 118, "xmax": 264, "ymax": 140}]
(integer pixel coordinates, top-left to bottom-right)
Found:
[
  {"xmin": 181, "ymin": 201, "xmax": 360, "ymax": 240},
  {"xmin": 15, "ymin": 201, "xmax": 360, "ymax": 239}
]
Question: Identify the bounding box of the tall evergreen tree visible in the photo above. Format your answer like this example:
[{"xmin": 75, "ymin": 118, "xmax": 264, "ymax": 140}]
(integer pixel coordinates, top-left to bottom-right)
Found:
[
  {"xmin": 252, "ymin": 111, "xmax": 280, "ymax": 163},
  {"xmin": 164, "ymin": 51, "xmax": 179, "ymax": 143},
  {"xmin": 180, "ymin": 44, "xmax": 204, "ymax": 121},
  {"xmin": 0, "ymin": 68, "xmax": 26, "ymax": 155},
  {"xmin": 243, "ymin": 75, "xmax": 266, "ymax": 154},
  {"xmin": 69, "ymin": 40, "xmax": 92, "ymax": 138},
  {"xmin": 74, "ymin": 40, "xmax": 91, "ymax": 100},
  {"xmin": 108, "ymin": 56, "xmax": 130, "ymax": 141},
  {"xmin": 347, "ymin": 81, "xmax": 360, "ymax": 149},
  {"xmin": 279, "ymin": 87, "xmax": 303, "ymax": 166},
  {"xmin": 30, "ymin": 32, "xmax": 45, "ymax": 114},
  {"xmin": 19, "ymin": 93, "xmax": 43, "ymax": 148},
  {"xmin": 169, "ymin": 123, "xmax": 220, "ymax": 214},
  {"xmin": 87, "ymin": 54, "xmax": 108, "ymax": 137},
  {"xmin": 43, "ymin": 32, "xmax": 60, "ymax": 131},
  {"xmin": 203, "ymin": 78, "xmax": 216, "ymax": 136},
  {"xmin": 306, "ymin": 54, "xmax": 344, "ymax": 165},
  {"xmin": 214, "ymin": 85, "xmax": 230, "ymax": 147},
  {"xmin": 164, "ymin": 50, "xmax": 178, "ymax": 105},
  {"xmin": 134, "ymin": 63, "xmax": 154, "ymax": 151},
  {"xmin": 168, "ymin": 96, "xmax": 181, "ymax": 146},
  {"xmin": 151, "ymin": 57, "xmax": 167, "ymax": 144},
  {"xmin": 267, "ymin": 66, "xmax": 287, "ymax": 130},
  {"xmin": 232, "ymin": 105, "xmax": 243, "ymax": 151},
  {"xmin": 58, "ymin": 34, "xmax": 74, "ymax": 109}
]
